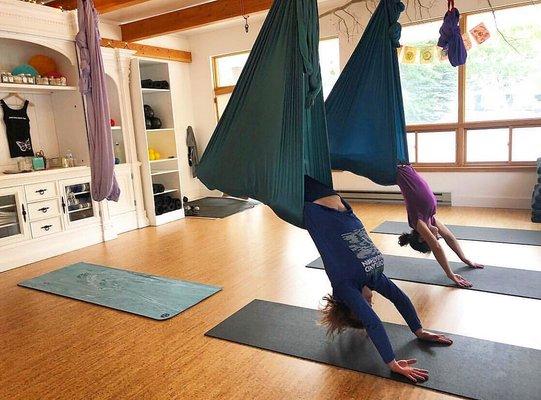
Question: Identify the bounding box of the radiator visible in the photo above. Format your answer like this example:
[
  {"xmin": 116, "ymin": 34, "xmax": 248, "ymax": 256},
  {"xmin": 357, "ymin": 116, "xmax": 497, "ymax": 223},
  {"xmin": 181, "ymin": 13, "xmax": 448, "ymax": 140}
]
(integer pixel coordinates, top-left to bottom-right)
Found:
[{"xmin": 337, "ymin": 190, "xmax": 452, "ymax": 205}]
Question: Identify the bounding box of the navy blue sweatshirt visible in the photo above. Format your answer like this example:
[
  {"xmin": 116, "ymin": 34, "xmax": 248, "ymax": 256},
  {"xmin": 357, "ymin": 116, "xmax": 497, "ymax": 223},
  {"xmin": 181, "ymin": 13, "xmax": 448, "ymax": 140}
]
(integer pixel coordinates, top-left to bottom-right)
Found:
[{"xmin": 304, "ymin": 177, "xmax": 422, "ymax": 363}]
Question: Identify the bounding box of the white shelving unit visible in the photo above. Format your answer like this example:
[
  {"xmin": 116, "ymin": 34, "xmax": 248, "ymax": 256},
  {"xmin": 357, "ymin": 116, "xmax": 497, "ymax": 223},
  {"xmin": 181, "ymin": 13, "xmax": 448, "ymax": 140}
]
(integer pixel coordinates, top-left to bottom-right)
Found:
[
  {"xmin": 130, "ymin": 59, "xmax": 184, "ymax": 226},
  {"xmin": 0, "ymin": 83, "xmax": 78, "ymax": 93}
]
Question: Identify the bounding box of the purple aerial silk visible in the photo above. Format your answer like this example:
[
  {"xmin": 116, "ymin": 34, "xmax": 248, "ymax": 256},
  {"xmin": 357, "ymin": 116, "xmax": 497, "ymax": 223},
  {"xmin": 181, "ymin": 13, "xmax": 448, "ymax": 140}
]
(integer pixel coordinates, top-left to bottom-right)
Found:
[
  {"xmin": 437, "ymin": 4, "xmax": 467, "ymax": 67},
  {"xmin": 76, "ymin": 0, "xmax": 120, "ymax": 201}
]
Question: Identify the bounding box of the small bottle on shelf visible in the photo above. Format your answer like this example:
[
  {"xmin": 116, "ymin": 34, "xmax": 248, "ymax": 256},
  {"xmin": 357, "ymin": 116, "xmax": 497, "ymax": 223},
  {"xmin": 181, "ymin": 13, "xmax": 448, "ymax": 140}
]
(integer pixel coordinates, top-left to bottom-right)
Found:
[{"xmin": 65, "ymin": 149, "xmax": 75, "ymax": 168}]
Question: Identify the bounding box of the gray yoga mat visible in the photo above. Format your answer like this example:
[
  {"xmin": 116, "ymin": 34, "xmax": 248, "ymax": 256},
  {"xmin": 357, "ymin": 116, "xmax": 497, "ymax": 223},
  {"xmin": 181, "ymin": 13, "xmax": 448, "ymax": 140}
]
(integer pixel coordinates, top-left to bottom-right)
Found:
[
  {"xmin": 306, "ymin": 255, "xmax": 541, "ymax": 300},
  {"xmin": 185, "ymin": 197, "xmax": 259, "ymax": 219},
  {"xmin": 372, "ymin": 220, "xmax": 541, "ymax": 246},
  {"xmin": 206, "ymin": 300, "xmax": 541, "ymax": 400},
  {"xmin": 19, "ymin": 263, "xmax": 221, "ymax": 320}
]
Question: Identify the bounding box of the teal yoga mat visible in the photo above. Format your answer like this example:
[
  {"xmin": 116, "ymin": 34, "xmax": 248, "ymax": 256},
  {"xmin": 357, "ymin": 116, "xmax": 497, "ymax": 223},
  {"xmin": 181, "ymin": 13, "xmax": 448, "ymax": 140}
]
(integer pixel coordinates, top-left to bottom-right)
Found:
[{"xmin": 19, "ymin": 263, "xmax": 222, "ymax": 320}]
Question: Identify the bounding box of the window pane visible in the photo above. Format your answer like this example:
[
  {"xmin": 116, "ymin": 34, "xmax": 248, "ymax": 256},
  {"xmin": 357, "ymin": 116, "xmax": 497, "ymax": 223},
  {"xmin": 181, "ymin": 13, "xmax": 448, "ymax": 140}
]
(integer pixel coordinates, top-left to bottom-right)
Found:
[
  {"xmin": 465, "ymin": 6, "xmax": 541, "ymax": 121},
  {"xmin": 215, "ymin": 53, "xmax": 249, "ymax": 87},
  {"xmin": 407, "ymin": 132, "xmax": 416, "ymax": 163},
  {"xmin": 466, "ymin": 129, "xmax": 509, "ymax": 162},
  {"xmin": 417, "ymin": 131, "xmax": 456, "ymax": 163},
  {"xmin": 216, "ymin": 93, "xmax": 232, "ymax": 119},
  {"xmin": 512, "ymin": 127, "xmax": 541, "ymax": 161},
  {"xmin": 400, "ymin": 21, "xmax": 458, "ymax": 125},
  {"xmin": 319, "ymin": 37, "xmax": 340, "ymax": 99}
]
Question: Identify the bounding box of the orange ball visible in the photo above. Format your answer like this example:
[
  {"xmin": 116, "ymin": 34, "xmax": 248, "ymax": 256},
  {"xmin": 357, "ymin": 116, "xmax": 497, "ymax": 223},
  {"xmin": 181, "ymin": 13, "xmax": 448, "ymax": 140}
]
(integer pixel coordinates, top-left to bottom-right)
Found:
[{"xmin": 28, "ymin": 55, "xmax": 58, "ymax": 77}]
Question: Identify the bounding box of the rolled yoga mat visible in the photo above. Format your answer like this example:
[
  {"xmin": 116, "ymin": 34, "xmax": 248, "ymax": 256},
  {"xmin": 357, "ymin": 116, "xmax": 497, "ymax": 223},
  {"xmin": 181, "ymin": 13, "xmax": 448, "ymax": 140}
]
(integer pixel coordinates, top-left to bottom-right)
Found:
[
  {"xmin": 206, "ymin": 300, "xmax": 541, "ymax": 400},
  {"xmin": 185, "ymin": 197, "xmax": 259, "ymax": 219},
  {"xmin": 371, "ymin": 221, "xmax": 541, "ymax": 246},
  {"xmin": 19, "ymin": 263, "xmax": 221, "ymax": 320},
  {"xmin": 306, "ymin": 255, "xmax": 541, "ymax": 300}
]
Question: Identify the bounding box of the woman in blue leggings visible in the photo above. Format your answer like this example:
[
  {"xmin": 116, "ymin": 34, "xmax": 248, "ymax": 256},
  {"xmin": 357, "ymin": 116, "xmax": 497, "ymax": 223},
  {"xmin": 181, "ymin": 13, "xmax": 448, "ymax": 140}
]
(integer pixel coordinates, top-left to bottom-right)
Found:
[{"xmin": 304, "ymin": 176, "xmax": 452, "ymax": 383}]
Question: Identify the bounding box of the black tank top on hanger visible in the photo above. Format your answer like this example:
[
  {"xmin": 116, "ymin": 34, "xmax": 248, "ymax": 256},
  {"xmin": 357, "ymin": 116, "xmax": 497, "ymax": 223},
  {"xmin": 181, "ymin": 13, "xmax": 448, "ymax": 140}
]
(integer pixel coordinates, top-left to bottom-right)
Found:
[{"xmin": 1, "ymin": 99, "xmax": 34, "ymax": 158}]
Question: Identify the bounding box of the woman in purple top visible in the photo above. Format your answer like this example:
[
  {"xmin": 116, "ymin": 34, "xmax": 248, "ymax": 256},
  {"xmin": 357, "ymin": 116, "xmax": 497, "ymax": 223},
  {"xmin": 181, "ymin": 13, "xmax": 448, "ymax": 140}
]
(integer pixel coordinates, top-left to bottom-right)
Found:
[{"xmin": 396, "ymin": 164, "xmax": 483, "ymax": 288}]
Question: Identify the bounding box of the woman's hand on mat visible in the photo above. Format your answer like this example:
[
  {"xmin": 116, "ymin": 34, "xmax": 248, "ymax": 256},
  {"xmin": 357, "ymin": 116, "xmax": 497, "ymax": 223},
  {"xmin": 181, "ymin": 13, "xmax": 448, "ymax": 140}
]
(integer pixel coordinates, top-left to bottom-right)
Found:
[
  {"xmin": 464, "ymin": 259, "xmax": 484, "ymax": 269},
  {"xmin": 388, "ymin": 359, "xmax": 429, "ymax": 383},
  {"xmin": 415, "ymin": 329, "xmax": 453, "ymax": 345},
  {"xmin": 449, "ymin": 273, "xmax": 472, "ymax": 288}
]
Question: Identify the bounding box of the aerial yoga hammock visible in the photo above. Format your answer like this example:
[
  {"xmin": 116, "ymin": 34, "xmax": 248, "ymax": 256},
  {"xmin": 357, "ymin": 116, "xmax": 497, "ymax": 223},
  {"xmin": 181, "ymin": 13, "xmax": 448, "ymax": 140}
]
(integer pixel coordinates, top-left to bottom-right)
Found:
[
  {"xmin": 197, "ymin": 0, "xmax": 332, "ymax": 228},
  {"xmin": 325, "ymin": 0, "xmax": 409, "ymax": 185}
]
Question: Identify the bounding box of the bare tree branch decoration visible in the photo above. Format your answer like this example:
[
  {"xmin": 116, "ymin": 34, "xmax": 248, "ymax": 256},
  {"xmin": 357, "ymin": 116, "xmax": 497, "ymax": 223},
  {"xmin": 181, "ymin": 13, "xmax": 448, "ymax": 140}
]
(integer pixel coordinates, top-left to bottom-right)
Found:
[
  {"xmin": 319, "ymin": 0, "xmax": 435, "ymax": 40},
  {"xmin": 485, "ymin": 0, "xmax": 521, "ymax": 54}
]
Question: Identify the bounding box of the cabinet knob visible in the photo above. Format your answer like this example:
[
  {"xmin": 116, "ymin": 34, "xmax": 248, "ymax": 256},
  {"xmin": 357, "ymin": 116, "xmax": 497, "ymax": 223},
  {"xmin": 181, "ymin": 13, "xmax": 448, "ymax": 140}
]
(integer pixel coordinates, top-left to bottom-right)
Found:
[
  {"xmin": 38, "ymin": 207, "xmax": 50, "ymax": 213},
  {"xmin": 41, "ymin": 224, "xmax": 53, "ymax": 231},
  {"xmin": 35, "ymin": 189, "xmax": 47, "ymax": 195}
]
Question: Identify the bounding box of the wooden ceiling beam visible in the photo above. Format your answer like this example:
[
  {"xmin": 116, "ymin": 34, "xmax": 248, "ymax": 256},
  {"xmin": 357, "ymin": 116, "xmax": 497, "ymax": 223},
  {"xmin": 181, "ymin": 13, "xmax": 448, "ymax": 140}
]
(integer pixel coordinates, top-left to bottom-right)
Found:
[
  {"xmin": 46, "ymin": 0, "xmax": 151, "ymax": 14},
  {"xmin": 121, "ymin": 0, "xmax": 273, "ymax": 42},
  {"xmin": 100, "ymin": 38, "xmax": 192, "ymax": 63}
]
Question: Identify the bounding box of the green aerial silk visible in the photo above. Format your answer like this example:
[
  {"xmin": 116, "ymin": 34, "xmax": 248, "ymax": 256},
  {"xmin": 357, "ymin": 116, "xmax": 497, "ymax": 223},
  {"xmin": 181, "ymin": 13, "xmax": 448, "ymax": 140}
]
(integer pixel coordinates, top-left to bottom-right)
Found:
[{"xmin": 197, "ymin": 0, "xmax": 332, "ymax": 228}]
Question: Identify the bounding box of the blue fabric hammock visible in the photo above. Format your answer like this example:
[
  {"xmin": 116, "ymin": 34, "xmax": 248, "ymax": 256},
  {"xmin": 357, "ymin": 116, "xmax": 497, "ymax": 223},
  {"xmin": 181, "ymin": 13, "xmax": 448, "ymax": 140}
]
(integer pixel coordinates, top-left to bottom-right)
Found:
[
  {"xmin": 325, "ymin": 0, "xmax": 408, "ymax": 185},
  {"xmin": 197, "ymin": 0, "xmax": 332, "ymax": 228}
]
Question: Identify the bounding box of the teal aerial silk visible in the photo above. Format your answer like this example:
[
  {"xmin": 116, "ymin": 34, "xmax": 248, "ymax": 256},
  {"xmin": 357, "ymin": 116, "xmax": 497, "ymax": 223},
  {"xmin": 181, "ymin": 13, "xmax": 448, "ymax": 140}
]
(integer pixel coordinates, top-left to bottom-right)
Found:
[
  {"xmin": 325, "ymin": 0, "xmax": 408, "ymax": 185},
  {"xmin": 197, "ymin": 0, "xmax": 332, "ymax": 228}
]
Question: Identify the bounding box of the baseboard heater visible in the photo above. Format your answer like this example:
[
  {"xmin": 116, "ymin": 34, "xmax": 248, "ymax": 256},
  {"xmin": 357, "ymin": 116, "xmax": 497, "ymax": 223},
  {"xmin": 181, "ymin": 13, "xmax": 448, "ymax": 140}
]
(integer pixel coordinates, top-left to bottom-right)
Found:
[{"xmin": 337, "ymin": 190, "xmax": 452, "ymax": 206}]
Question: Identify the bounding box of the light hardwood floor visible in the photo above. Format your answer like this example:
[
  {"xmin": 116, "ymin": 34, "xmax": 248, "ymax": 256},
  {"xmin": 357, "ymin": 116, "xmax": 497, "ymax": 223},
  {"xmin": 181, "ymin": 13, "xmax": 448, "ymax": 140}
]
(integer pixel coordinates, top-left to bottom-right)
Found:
[{"xmin": 1, "ymin": 203, "xmax": 540, "ymax": 400}]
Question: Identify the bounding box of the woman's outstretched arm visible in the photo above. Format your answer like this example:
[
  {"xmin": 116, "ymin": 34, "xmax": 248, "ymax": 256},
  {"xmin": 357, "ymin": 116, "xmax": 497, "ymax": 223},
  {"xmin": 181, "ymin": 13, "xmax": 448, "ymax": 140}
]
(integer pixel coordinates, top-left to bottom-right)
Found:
[
  {"xmin": 434, "ymin": 219, "xmax": 484, "ymax": 269},
  {"xmin": 335, "ymin": 283, "xmax": 428, "ymax": 382},
  {"xmin": 416, "ymin": 220, "xmax": 473, "ymax": 288}
]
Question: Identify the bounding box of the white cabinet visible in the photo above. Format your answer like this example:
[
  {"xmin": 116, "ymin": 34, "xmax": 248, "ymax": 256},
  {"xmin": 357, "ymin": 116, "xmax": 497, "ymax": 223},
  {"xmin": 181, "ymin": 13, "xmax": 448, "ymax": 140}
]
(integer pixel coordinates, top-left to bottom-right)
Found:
[
  {"xmin": 0, "ymin": 186, "xmax": 30, "ymax": 246},
  {"xmin": 59, "ymin": 178, "xmax": 100, "ymax": 228},
  {"xmin": 108, "ymin": 168, "xmax": 136, "ymax": 217}
]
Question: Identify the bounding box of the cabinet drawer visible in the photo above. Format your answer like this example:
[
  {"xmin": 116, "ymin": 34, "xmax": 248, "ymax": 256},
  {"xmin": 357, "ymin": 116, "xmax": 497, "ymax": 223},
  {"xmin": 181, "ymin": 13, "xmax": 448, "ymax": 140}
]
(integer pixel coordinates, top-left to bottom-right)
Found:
[
  {"xmin": 30, "ymin": 217, "xmax": 62, "ymax": 238},
  {"xmin": 27, "ymin": 199, "xmax": 60, "ymax": 221},
  {"xmin": 25, "ymin": 182, "xmax": 57, "ymax": 202}
]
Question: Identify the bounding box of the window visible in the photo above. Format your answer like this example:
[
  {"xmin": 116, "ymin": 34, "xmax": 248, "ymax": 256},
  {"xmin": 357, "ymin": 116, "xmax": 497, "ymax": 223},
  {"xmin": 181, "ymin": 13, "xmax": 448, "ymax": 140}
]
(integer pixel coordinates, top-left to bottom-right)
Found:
[
  {"xmin": 319, "ymin": 37, "xmax": 340, "ymax": 99},
  {"xmin": 408, "ymin": 131, "xmax": 456, "ymax": 164},
  {"xmin": 465, "ymin": 8, "xmax": 541, "ymax": 121},
  {"xmin": 399, "ymin": 4, "xmax": 541, "ymax": 169},
  {"xmin": 211, "ymin": 37, "xmax": 340, "ymax": 119},
  {"xmin": 400, "ymin": 21, "xmax": 458, "ymax": 125}
]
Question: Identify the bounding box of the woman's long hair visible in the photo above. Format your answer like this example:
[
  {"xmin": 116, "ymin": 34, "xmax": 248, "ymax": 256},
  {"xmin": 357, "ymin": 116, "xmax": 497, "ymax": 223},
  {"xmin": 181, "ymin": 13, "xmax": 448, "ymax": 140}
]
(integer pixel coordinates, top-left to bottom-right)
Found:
[{"xmin": 320, "ymin": 294, "xmax": 365, "ymax": 337}]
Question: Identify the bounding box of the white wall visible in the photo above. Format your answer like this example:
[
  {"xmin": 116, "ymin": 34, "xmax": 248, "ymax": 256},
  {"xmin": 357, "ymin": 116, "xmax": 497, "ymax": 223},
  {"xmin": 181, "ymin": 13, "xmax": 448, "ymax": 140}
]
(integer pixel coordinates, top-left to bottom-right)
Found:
[{"xmin": 182, "ymin": 0, "xmax": 538, "ymax": 208}]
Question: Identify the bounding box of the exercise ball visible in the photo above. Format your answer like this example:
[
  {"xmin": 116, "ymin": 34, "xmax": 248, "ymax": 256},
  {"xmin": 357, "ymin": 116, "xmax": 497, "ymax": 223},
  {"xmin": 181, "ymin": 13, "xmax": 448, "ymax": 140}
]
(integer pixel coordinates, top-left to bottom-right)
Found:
[
  {"xmin": 28, "ymin": 55, "xmax": 57, "ymax": 76},
  {"xmin": 12, "ymin": 64, "xmax": 38, "ymax": 77}
]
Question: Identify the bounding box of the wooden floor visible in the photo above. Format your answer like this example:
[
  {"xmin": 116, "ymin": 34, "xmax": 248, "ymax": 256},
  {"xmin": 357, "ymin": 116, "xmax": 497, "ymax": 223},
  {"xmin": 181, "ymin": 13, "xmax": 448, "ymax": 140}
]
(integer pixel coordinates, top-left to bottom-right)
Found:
[{"xmin": 1, "ymin": 203, "xmax": 540, "ymax": 400}]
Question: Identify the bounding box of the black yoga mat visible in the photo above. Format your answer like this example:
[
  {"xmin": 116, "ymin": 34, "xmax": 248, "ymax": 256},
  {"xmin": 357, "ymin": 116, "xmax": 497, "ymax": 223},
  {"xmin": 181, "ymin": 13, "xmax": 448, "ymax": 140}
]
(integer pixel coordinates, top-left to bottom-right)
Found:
[
  {"xmin": 306, "ymin": 255, "xmax": 541, "ymax": 300},
  {"xmin": 371, "ymin": 221, "xmax": 541, "ymax": 246},
  {"xmin": 185, "ymin": 197, "xmax": 259, "ymax": 219},
  {"xmin": 206, "ymin": 300, "xmax": 541, "ymax": 400}
]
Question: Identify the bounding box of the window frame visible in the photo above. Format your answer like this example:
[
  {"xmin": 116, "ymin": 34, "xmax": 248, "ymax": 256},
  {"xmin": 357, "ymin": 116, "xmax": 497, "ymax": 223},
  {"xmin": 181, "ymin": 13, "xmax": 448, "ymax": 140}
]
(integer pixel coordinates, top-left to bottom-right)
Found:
[
  {"xmin": 210, "ymin": 36, "xmax": 340, "ymax": 121},
  {"xmin": 211, "ymin": 50, "xmax": 250, "ymax": 120},
  {"xmin": 403, "ymin": 4, "xmax": 540, "ymax": 171}
]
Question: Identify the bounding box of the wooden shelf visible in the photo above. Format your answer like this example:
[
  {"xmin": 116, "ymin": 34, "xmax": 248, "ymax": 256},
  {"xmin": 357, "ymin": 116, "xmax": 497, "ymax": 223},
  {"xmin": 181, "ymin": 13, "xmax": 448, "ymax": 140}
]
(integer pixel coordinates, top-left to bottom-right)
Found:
[
  {"xmin": 68, "ymin": 190, "xmax": 90, "ymax": 196},
  {"xmin": 153, "ymin": 189, "xmax": 178, "ymax": 196},
  {"xmin": 146, "ymin": 128, "xmax": 174, "ymax": 133},
  {"xmin": 142, "ymin": 88, "xmax": 170, "ymax": 94},
  {"xmin": 0, "ymin": 83, "xmax": 77, "ymax": 93},
  {"xmin": 149, "ymin": 158, "xmax": 177, "ymax": 164},
  {"xmin": 150, "ymin": 169, "xmax": 178, "ymax": 176},
  {"xmin": 0, "ymin": 204, "xmax": 15, "ymax": 210},
  {"xmin": 0, "ymin": 222, "xmax": 18, "ymax": 229}
]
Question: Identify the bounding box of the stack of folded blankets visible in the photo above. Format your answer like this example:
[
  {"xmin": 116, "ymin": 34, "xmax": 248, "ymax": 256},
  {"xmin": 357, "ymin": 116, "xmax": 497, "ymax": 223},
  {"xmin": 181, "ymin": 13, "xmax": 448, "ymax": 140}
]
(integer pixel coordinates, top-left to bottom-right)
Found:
[{"xmin": 532, "ymin": 157, "xmax": 541, "ymax": 223}]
